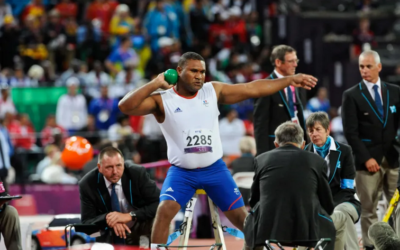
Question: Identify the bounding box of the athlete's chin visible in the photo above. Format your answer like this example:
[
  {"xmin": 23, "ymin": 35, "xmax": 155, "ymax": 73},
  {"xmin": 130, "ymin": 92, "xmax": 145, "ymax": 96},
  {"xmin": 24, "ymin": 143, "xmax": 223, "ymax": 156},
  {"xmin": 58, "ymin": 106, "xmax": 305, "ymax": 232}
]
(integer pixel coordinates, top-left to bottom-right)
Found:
[{"xmin": 192, "ymin": 82, "xmax": 204, "ymax": 90}]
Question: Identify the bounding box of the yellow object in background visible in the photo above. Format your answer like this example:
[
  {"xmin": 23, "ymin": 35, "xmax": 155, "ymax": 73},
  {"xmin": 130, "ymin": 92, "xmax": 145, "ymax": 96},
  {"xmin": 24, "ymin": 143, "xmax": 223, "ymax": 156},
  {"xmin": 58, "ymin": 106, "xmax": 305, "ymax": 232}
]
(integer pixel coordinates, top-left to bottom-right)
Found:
[{"xmin": 383, "ymin": 189, "xmax": 400, "ymax": 222}]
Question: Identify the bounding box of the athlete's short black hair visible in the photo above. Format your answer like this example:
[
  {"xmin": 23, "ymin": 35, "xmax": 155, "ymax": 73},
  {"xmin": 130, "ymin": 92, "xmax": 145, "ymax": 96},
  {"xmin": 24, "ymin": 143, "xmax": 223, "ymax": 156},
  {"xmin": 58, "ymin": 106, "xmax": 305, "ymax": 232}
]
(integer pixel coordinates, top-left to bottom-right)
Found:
[{"xmin": 177, "ymin": 52, "xmax": 205, "ymax": 68}]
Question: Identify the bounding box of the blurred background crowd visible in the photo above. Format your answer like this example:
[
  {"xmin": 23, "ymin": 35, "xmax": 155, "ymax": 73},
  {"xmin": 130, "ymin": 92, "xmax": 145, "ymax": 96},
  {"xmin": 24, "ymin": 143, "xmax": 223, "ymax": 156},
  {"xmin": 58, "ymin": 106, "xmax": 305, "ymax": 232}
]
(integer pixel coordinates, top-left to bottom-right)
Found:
[{"xmin": 0, "ymin": 0, "xmax": 399, "ymax": 186}]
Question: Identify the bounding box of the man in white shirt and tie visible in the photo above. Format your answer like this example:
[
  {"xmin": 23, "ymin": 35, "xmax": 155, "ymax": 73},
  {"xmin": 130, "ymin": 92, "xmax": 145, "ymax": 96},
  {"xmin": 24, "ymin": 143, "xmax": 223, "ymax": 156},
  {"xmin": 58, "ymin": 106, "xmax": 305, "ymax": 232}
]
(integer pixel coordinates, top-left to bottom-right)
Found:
[{"xmin": 342, "ymin": 50, "xmax": 400, "ymax": 250}]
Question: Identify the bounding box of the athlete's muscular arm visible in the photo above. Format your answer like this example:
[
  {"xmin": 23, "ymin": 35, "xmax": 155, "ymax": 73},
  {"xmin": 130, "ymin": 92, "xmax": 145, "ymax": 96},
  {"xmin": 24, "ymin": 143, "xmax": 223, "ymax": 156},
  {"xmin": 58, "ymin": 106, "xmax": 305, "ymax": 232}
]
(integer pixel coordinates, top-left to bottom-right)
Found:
[
  {"xmin": 213, "ymin": 73, "xmax": 317, "ymax": 104},
  {"xmin": 118, "ymin": 74, "xmax": 172, "ymax": 116}
]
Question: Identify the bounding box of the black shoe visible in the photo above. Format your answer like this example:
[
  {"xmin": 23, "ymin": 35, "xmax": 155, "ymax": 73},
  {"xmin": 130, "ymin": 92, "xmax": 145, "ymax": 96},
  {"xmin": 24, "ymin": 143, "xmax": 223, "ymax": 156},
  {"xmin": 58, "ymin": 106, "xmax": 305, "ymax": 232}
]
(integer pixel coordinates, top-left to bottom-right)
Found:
[{"xmin": 365, "ymin": 246, "xmax": 375, "ymax": 250}]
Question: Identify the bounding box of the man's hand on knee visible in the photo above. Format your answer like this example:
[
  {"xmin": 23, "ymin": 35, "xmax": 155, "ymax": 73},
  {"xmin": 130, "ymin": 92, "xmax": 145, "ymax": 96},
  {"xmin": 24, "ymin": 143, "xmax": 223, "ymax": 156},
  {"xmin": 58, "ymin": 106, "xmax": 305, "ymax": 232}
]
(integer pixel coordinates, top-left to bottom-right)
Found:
[{"xmin": 113, "ymin": 223, "xmax": 131, "ymax": 239}]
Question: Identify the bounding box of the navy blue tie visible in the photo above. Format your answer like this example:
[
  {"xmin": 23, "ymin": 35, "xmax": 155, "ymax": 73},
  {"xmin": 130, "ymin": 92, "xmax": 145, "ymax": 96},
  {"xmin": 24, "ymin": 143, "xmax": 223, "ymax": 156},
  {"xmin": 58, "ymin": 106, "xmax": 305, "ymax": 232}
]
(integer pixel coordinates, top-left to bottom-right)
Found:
[
  {"xmin": 111, "ymin": 183, "xmax": 125, "ymax": 245},
  {"xmin": 373, "ymin": 85, "xmax": 384, "ymax": 119},
  {"xmin": 286, "ymin": 86, "xmax": 295, "ymax": 118}
]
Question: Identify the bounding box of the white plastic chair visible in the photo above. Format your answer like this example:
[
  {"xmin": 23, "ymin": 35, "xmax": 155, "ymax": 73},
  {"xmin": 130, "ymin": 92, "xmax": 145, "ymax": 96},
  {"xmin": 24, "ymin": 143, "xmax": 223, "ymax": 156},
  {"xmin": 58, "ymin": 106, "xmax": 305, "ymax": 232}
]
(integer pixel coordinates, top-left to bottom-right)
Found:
[{"xmin": 232, "ymin": 172, "xmax": 255, "ymax": 189}]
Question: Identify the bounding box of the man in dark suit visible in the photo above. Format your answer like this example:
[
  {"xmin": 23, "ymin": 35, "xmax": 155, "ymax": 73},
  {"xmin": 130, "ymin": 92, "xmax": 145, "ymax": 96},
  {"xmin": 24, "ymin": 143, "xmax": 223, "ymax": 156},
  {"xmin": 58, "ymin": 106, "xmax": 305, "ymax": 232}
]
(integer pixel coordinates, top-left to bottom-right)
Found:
[
  {"xmin": 79, "ymin": 146, "xmax": 160, "ymax": 247},
  {"xmin": 244, "ymin": 121, "xmax": 343, "ymax": 250},
  {"xmin": 342, "ymin": 50, "xmax": 400, "ymax": 250},
  {"xmin": 305, "ymin": 111, "xmax": 361, "ymax": 250},
  {"xmin": 253, "ymin": 45, "xmax": 307, "ymax": 155}
]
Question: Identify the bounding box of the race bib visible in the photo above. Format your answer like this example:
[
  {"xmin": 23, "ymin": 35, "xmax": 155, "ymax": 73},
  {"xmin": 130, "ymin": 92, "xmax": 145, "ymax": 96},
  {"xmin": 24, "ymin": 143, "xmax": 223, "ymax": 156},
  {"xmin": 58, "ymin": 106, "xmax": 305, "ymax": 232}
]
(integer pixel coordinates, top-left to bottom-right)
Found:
[{"xmin": 183, "ymin": 129, "xmax": 213, "ymax": 154}]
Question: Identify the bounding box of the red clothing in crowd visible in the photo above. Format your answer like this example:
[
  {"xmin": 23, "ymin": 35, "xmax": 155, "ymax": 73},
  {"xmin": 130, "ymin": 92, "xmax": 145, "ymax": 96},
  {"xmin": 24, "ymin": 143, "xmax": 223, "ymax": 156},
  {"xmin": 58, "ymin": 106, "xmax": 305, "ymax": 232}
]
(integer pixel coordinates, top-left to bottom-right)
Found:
[
  {"xmin": 209, "ymin": 19, "xmax": 247, "ymax": 48},
  {"xmin": 21, "ymin": 3, "xmax": 45, "ymax": 21},
  {"xmin": 129, "ymin": 116, "xmax": 144, "ymax": 134},
  {"xmin": 41, "ymin": 125, "xmax": 68, "ymax": 146},
  {"xmin": 55, "ymin": 2, "xmax": 78, "ymax": 21},
  {"xmin": 7, "ymin": 121, "xmax": 36, "ymax": 150},
  {"xmin": 243, "ymin": 120, "xmax": 254, "ymax": 137},
  {"xmin": 227, "ymin": 19, "xmax": 247, "ymax": 43},
  {"xmin": 86, "ymin": 0, "xmax": 118, "ymax": 33}
]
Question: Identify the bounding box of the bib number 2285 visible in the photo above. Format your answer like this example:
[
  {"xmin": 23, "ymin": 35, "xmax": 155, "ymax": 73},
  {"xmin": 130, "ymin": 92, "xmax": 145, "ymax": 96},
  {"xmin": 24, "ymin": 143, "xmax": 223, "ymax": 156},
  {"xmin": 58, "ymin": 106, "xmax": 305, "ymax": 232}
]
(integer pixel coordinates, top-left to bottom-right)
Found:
[
  {"xmin": 186, "ymin": 135, "xmax": 212, "ymax": 146},
  {"xmin": 183, "ymin": 129, "xmax": 213, "ymax": 154}
]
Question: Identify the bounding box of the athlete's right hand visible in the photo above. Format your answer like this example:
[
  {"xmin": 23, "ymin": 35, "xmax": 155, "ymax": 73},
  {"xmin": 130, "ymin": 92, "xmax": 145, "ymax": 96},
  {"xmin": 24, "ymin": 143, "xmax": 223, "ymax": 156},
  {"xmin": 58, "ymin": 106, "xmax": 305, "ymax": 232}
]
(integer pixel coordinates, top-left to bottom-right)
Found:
[{"xmin": 155, "ymin": 73, "xmax": 174, "ymax": 90}]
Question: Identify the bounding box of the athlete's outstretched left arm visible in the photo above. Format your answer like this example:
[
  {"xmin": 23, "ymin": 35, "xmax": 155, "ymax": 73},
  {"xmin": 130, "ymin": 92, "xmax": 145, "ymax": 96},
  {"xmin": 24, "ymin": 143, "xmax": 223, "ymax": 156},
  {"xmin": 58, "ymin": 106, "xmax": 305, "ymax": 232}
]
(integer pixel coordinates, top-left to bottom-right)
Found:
[{"xmin": 213, "ymin": 73, "xmax": 317, "ymax": 104}]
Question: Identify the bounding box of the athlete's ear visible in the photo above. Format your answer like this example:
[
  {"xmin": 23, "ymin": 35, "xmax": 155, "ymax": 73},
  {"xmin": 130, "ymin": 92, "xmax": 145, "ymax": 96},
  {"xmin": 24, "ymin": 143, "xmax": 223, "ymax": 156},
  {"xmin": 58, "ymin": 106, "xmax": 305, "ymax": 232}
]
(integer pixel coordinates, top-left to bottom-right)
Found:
[{"xmin": 177, "ymin": 66, "xmax": 183, "ymax": 75}]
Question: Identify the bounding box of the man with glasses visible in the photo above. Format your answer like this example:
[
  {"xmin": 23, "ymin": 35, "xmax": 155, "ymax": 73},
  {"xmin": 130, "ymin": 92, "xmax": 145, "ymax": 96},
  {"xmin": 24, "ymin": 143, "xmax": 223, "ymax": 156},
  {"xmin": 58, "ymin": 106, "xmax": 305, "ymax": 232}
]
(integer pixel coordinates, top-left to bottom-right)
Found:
[{"xmin": 254, "ymin": 45, "xmax": 308, "ymax": 155}]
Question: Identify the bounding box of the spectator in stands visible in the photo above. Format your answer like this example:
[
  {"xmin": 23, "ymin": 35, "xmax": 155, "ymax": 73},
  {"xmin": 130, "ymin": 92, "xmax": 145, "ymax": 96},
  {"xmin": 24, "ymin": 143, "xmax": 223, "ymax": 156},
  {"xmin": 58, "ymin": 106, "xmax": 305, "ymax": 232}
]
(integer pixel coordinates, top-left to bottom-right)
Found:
[
  {"xmin": 0, "ymin": 15, "xmax": 19, "ymax": 70},
  {"xmin": 0, "ymin": 0, "xmax": 12, "ymax": 28},
  {"xmin": 0, "ymin": 89, "xmax": 16, "ymax": 120},
  {"xmin": 21, "ymin": 0, "xmax": 45, "ymax": 23},
  {"xmin": 35, "ymin": 144, "xmax": 60, "ymax": 176},
  {"xmin": 76, "ymin": 20, "xmax": 102, "ymax": 62},
  {"xmin": 19, "ymin": 15, "xmax": 48, "ymax": 72},
  {"xmin": 144, "ymin": 36, "xmax": 176, "ymax": 78},
  {"xmin": 39, "ymin": 60, "xmax": 57, "ymax": 83},
  {"xmin": 351, "ymin": 18, "xmax": 376, "ymax": 60},
  {"xmin": 55, "ymin": 0, "xmax": 78, "ymax": 22},
  {"xmin": 243, "ymin": 111, "xmax": 254, "ymax": 136},
  {"xmin": 56, "ymin": 59, "xmax": 86, "ymax": 86},
  {"xmin": 226, "ymin": 6, "xmax": 247, "ymax": 44},
  {"xmin": 105, "ymin": 36, "xmax": 139, "ymax": 76},
  {"xmin": 306, "ymin": 87, "xmax": 330, "ymax": 113},
  {"xmin": 357, "ymin": 0, "xmax": 378, "ymax": 13},
  {"xmin": 190, "ymin": 0, "xmax": 211, "ymax": 45},
  {"xmin": 56, "ymin": 77, "xmax": 88, "ymax": 133},
  {"xmin": 89, "ymin": 86, "xmax": 120, "ymax": 131},
  {"xmin": 231, "ymin": 136, "xmax": 256, "ymax": 206},
  {"xmin": 40, "ymin": 114, "xmax": 68, "ymax": 147},
  {"xmin": 108, "ymin": 114, "xmax": 133, "ymax": 142},
  {"xmin": 9, "ymin": 65, "xmax": 38, "ymax": 87},
  {"xmin": 64, "ymin": 16, "xmax": 78, "ymax": 64},
  {"xmin": 86, "ymin": 0, "xmax": 118, "ymax": 33},
  {"xmin": 109, "ymin": 4, "xmax": 135, "ymax": 38},
  {"xmin": 85, "ymin": 61, "xmax": 111, "ymax": 100},
  {"xmin": 0, "ymin": 179, "xmax": 22, "ymax": 250},
  {"xmin": 143, "ymin": 0, "xmax": 179, "ymax": 52},
  {"xmin": 7, "ymin": 113, "xmax": 36, "ymax": 151},
  {"xmin": 113, "ymin": 61, "xmax": 144, "ymax": 99},
  {"xmin": 219, "ymin": 109, "xmax": 246, "ymax": 156},
  {"xmin": 140, "ymin": 114, "xmax": 164, "ymax": 163},
  {"xmin": 40, "ymin": 145, "xmax": 78, "ymax": 184},
  {"xmin": 77, "ymin": 114, "xmax": 102, "ymax": 148},
  {"xmin": 43, "ymin": 9, "xmax": 66, "ymax": 73}
]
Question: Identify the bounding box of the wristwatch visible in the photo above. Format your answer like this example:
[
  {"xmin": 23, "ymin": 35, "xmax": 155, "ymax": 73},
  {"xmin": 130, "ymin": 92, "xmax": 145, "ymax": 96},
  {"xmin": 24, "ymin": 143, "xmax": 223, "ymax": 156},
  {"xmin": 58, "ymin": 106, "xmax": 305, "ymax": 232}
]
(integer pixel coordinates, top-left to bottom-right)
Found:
[{"xmin": 129, "ymin": 211, "xmax": 137, "ymax": 220}]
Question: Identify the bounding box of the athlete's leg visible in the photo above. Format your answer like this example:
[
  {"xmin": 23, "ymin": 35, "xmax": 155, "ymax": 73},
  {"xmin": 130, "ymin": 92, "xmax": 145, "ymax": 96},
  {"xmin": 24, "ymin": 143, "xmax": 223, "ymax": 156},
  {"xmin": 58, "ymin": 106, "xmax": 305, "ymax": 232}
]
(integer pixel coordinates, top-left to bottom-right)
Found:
[
  {"xmin": 201, "ymin": 159, "xmax": 248, "ymax": 228},
  {"xmin": 151, "ymin": 166, "xmax": 198, "ymax": 246},
  {"xmin": 151, "ymin": 200, "xmax": 181, "ymax": 244},
  {"xmin": 223, "ymin": 206, "xmax": 248, "ymax": 231}
]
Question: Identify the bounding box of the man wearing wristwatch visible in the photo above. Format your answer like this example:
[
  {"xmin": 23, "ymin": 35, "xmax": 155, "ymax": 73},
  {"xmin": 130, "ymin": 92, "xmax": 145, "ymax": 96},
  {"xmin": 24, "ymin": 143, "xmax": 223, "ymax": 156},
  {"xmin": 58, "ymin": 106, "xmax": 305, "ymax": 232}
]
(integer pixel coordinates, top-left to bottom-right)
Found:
[{"xmin": 79, "ymin": 146, "xmax": 160, "ymax": 247}]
